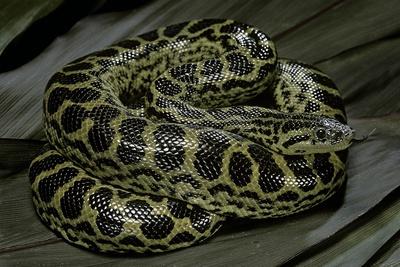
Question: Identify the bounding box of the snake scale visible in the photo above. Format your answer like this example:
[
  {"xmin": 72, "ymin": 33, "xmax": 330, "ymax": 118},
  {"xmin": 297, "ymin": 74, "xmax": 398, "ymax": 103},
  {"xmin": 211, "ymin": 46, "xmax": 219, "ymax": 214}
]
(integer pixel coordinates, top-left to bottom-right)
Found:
[{"xmin": 29, "ymin": 19, "xmax": 354, "ymax": 253}]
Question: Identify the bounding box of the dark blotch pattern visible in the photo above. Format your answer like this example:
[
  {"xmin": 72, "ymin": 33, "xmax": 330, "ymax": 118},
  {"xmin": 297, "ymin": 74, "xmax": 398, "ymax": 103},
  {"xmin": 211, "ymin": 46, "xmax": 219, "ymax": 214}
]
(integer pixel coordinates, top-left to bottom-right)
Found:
[
  {"xmin": 29, "ymin": 153, "xmax": 66, "ymax": 183},
  {"xmin": 46, "ymin": 87, "xmax": 69, "ymax": 115},
  {"xmin": 284, "ymin": 155, "xmax": 317, "ymax": 192},
  {"xmin": 140, "ymin": 215, "xmax": 175, "ymax": 239},
  {"xmin": 248, "ymin": 144, "xmax": 285, "ymax": 193},
  {"xmin": 313, "ymin": 153, "xmax": 335, "ymax": 184},
  {"xmin": 194, "ymin": 130, "xmax": 230, "ymax": 180},
  {"xmin": 140, "ymin": 30, "xmax": 159, "ymax": 41},
  {"xmin": 229, "ymin": 152, "xmax": 252, "ymax": 187},
  {"xmin": 277, "ymin": 191, "xmax": 299, "ymax": 202},
  {"xmin": 38, "ymin": 167, "xmax": 78, "ymax": 203},
  {"xmin": 208, "ymin": 184, "xmax": 234, "ymax": 196},
  {"xmin": 201, "ymin": 59, "xmax": 223, "ymax": 79},
  {"xmin": 169, "ymin": 232, "xmax": 196, "ymax": 244},
  {"xmin": 63, "ymin": 62, "xmax": 94, "ymax": 72},
  {"xmin": 89, "ymin": 187, "xmax": 123, "ymax": 237},
  {"xmin": 169, "ymin": 63, "xmax": 198, "ymax": 84},
  {"xmin": 60, "ymin": 104, "xmax": 87, "ymax": 134},
  {"xmin": 188, "ymin": 19, "xmax": 225, "ymax": 33},
  {"xmin": 170, "ymin": 175, "xmax": 201, "ymax": 189},
  {"xmin": 47, "ymin": 72, "xmax": 91, "ymax": 88},
  {"xmin": 167, "ymin": 200, "xmax": 191, "ymax": 219},
  {"xmin": 154, "ymin": 124, "xmax": 185, "ymax": 171},
  {"xmin": 60, "ymin": 178, "xmax": 96, "ymax": 219},
  {"xmin": 164, "ymin": 22, "xmax": 189, "ymax": 37},
  {"xmin": 154, "ymin": 77, "xmax": 183, "ymax": 96},
  {"xmin": 226, "ymin": 53, "xmax": 254, "ymax": 76},
  {"xmin": 117, "ymin": 118, "xmax": 147, "ymax": 165}
]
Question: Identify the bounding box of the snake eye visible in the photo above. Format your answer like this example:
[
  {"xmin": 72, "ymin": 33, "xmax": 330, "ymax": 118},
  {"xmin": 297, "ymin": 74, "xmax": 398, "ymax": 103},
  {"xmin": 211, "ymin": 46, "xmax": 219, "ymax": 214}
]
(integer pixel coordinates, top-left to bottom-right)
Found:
[{"xmin": 315, "ymin": 128, "xmax": 326, "ymax": 140}]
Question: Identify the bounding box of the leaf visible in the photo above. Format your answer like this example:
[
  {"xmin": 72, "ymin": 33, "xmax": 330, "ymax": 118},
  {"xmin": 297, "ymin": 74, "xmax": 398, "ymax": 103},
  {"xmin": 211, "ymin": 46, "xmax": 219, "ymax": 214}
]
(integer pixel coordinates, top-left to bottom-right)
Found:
[
  {"xmin": 0, "ymin": 0, "xmax": 399, "ymax": 266},
  {"xmin": 0, "ymin": 0, "xmax": 63, "ymax": 55},
  {"xmin": 0, "ymin": 138, "xmax": 45, "ymax": 178}
]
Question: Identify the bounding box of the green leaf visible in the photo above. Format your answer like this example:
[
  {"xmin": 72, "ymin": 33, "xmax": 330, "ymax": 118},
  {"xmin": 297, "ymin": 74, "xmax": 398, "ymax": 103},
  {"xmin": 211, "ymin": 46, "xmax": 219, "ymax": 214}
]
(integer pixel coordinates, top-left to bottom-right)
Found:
[{"xmin": 0, "ymin": 0, "xmax": 63, "ymax": 55}]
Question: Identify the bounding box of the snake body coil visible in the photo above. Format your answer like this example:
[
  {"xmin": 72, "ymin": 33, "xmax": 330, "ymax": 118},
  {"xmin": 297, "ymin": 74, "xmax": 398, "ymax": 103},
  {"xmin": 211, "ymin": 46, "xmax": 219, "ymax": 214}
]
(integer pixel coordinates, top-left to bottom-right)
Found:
[{"xmin": 29, "ymin": 19, "xmax": 353, "ymax": 253}]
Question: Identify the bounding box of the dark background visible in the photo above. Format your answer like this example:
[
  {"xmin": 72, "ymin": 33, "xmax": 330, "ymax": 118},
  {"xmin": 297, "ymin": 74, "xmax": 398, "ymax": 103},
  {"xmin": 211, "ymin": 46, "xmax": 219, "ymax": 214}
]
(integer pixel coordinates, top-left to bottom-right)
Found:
[{"xmin": 0, "ymin": 0, "xmax": 399, "ymax": 266}]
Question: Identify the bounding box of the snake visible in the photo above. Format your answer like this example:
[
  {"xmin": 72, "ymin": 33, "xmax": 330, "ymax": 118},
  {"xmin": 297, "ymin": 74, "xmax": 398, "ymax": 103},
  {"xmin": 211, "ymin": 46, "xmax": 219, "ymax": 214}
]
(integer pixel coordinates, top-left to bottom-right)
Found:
[{"xmin": 28, "ymin": 19, "xmax": 354, "ymax": 254}]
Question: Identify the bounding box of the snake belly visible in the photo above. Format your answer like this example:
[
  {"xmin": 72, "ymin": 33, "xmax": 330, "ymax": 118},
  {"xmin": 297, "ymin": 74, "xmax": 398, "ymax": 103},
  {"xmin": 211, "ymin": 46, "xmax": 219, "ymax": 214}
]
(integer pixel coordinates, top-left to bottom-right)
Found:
[{"xmin": 29, "ymin": 19, "xmax": 349, "ymax": 253}]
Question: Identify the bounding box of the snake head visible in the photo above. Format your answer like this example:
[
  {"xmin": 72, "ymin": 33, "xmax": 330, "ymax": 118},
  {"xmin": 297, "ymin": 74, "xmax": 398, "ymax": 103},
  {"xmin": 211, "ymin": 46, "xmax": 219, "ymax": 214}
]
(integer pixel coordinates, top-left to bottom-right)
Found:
[{"xmin": 280, "ymin": 117, "xmax": 355, "ymax": 155}]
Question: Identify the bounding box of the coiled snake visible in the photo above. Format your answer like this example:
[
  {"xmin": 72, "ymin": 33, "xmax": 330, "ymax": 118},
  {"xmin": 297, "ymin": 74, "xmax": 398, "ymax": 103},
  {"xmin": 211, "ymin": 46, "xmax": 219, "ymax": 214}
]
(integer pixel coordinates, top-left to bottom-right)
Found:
[{"xmin": 29, "ymin": 19, "xmax": 354, "ymax": 253}]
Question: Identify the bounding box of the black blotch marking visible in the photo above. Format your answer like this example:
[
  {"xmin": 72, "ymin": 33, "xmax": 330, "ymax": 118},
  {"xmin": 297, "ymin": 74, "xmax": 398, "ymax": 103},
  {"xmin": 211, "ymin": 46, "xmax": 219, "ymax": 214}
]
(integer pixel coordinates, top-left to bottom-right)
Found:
[
  {"xmin": 305, "ymin": 101, "xmax": 320, "ymax": 113},
  {"xmin": 76, "ymin": 221, "xmax": 96, "ymax": 236},
  {"xmin": 148, "ymin": 194, "xmax": 164, "ymax": 202},
  {"xmin": 282, "ymin": 135, "xmax": 310, "ymax": 149},
  {"xmin": 310, "ymin": 73, "xmax": 338, "ymax": 89},
  {"xmin": 120, "ymin": 236, "xmax": 145, "ymax": 247},
  {"xmin": 201, "ymin": 59, "xmax": 223, "ymax": 78},
  {"xmin": 313, "ymin": 153, "xmax": 334, "ymax": 184},
  {"xmin": 38, "ymin": 167, "xmax": 78, "ymax": 203},
  {"xmin": 169, "ymin": 63, "xmax": 198, "ymax": 84},
  {"xmin": 208, "ymin": 184, "xmax": 234, "ymax": 196},
  {"xmin": 140, "ymin": 30, "xmax": 159, "ymax": 41},
  {"xmin": 91, "ymin": 48, "xmax": 119, "ymax": 58},
  {"xmin": 46, "ymin": 87, "xmax": 69, "ymax": 114},
  {"xmin": 116, "ymin": 190, "xmax": 131, "ymax": 199},
  {"xmin": 49, "ymin": 120, "xmax": 62, "ymax": 138},
  {"xmin": 170, "ymin": 175, "xmax": 201, "ymax": 189},
  {"xmin": 154, "ymin": 77, "xmax": 183, "ymax": 96},
  {"xmin": 188, "ymin": 19, "xmax": 225, "ymax": 33},
  {"xmin": 29, "ymin": 154, "xmax": 66, "ymax": 183},
  {"xmin": 169, "ymin": 232, "xmax": 196, "ymax": 244},
  {"xmin": 124, "ymin": 199, "xmax": 153, "ymax": 220},
  {"xmin": 229, "ymin": 152, "xmax": 252, "ymax": 187},
  {"xmin": 284, "ymin": 155, "xmax": 317, "ymax": 192},
  {"xmin": 89, "ymin": 187, "xmax": 123, "ymax": 238},
  {"xmin": 220, "ymin": 21, "xmax": 249, "ymax": 34},
  {"xmin": 47, "ymin": 72, "xmax": 91, "ymax": 87},
  {"xmin": 46, "ymin": 207, "xmax": 61, "ymax": 219},
  {"xmin": 117, "ymin": 39, "xmax": 141, "ymax": 49},
  {"xmin": 335, "ymin": 150, "xmax": 348, "ymax": 163},
  {"xmin": 88, "ymin": 124, "xmax": 115, "ymax": 153},
  {"xmin": 63, "ymin": 62, "xmax": 94, "ymax": 72},
  {"xmin": 194, "ymin": 130, "xmax": 230, "ymax": 181},
  {"xmin": 87, "ymin": 105, "xmax": 120, "ymax": 152},
  {"xmin": 164, "ymin": 22, "xmax": 189, "ymax": 37},
  {"xmin": 140, "ymin": 215, "xmax": 175, "ymax": 239},
  {"xmin": 68, "ymin": 88, "xmax": 101, "ymax": 103},
  {"xmin": 70, "ymin": 139, "xmax": 92, "ymax": 160},
  {"xmin": 89, "ymin": 105, "xmax": 121, "ymax": 124},
  {"xmin": 248, "ymin": 144, "xmax": 285, "ymax": 193},
  {"xmin": 117, "ymin": 118, "xmax": 147, "ymax": 165},
  {"xmin": 281, "ymin": 120, "xmax": 310, "ymax": 134},
  {"xmin": 60, "ymin": 104, "xmax": 87, "ymax": 133},
  {"xmin": 190, "ymin": 209, "xmax": 213, "ymax": 233},
  {"xmin": 167, "ymin": 200, "xmax": 191, "ymax": 219},
  {"xmin": 277, "ymin": 191, "xmax": 299, "ymax": 202},
  {"xmin": 154, "ymin": 124, "xmax": 185, "ymax": 171},
  {"xmin": 226, "ymin": 52, "xmax": 254, "ymax": 76},
  {"xmin": 60, "ymin": 178, "xmax": 96, "ymax": 219},
  {"xmin": 223, "ymin": 79, "xmax": 254, "ymax": 91}
]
